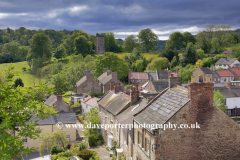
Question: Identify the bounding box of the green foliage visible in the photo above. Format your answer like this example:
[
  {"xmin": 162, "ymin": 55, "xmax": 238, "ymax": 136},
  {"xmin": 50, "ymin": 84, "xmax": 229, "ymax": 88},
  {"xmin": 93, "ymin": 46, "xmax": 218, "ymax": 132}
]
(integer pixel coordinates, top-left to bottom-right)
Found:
[
  {"xmin": 162, "ymin": 47, "xmax": 179, "ymax": 62},
  {"xmin": 93, "ymin": 52, "xmax": 129, "ymax": 79},
  {"xmin": 0, "ymin": 65, "xmax": 56, "ymax": 159},
  {"xmin": 27, "ymin": 32, "xmax": 52, "ymax": 69},
  {"xmin": 78, "ymin": 149, "xmax": 93, "ymax": 160},
  {"xmin": 111, "ymin": 141, "xmax": 118, "ymax": 156},
  {"xmin": 138, "ymin": 28, "xmax": 158, "ymax": 53},
  {"xmin": 105, "ymin": 146, "xmax": 109, "ymax": 151},
  {"xmin": 183, "ymin": 42, "xmax": 198, "ymax": 65},
  {"xmin": 147, "ymin": 57, "xmax": 170, "ymax": 70},
  {"xmin": 79, "ymin": 142, "xmax": 87, "ymax": 151},
  {"xmin": 123, "ymin": 35, "xmax": 138, "ymax": 52},
  {"xmin": 53, "ymin": 151, "xmax": 74, "ymax": 160},
  {"xmin": 124, "ymin": 84, "xmax": 134, "ymax": 89},
  {"xmin": 50, "ymin": 144, "xmax": 64, "ymax": 155},
  {"xmin": 39, "ymin": 129, "xmax": 69, "ymax": 156},
  {"xmin": 74, "ymin": 35, "xmax": 94, "ymax": 57},
  {"xmin": 103, "ymin": 32, "xmax": 122, "ymax": 53},
  {"xmin": 202, "ymin": 57, "xmax": 212, "ymax": 67},
  {"xmin": 55, "ymin": 44, "xmax": 66, "ymax": 60},
  {"xmin": 178, "ymin": 64, "xmax": 197, "ymax": 83},
  {"xmin": 22, "ymin": 67, "xmax": 27, "ymax": 71},
  {"xmin": 197, "ymin": 49, "xmax": 207, "ymax": 60},
  {"xmin": 214, "ymin": 90, "xmax": 226, "ymax": 112},
  {"xmin": 170, "ymin": 56, "xmax": 179, "ymax": 69},
  {"xmin": 166, "ymin": 31, "xmax": 184, "ymax": 50},
  {"xmin": 14, "ymin": 78, "xmax": 24, "ymax": 87}
]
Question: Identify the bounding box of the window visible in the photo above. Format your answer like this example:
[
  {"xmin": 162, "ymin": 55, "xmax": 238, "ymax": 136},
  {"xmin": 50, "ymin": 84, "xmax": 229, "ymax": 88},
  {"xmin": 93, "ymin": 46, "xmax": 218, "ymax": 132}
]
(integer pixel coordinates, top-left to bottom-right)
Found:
[
  {"xmin": 99, "ymin": 106, "xmax": 101, "ymax": 113},
  {"xmin": 62, "ymin": 126, "xmax": 67, "ymax": 131},
  {"xmin": 22, "ymin": 138, "xmax": 27, "ymax": 143},
  {"xmin": 105, "ymin": 109, "xmax": 107, "ymax": 117},
  {"xmin": 111, "ymin": 124, "xmax": 113, "ymax": 133},
  {"xmin": 66, "ymin": 135, "xmax": 70, "ymax": 141},
  {"xmin": 145, "ymin": 139, "xmax": 149, "ymax": 154},
  {"xmin": 111, "ymin": 114, "xmax": 113, "ymax": 122},
  {"xmin": 138, "ymin": 132, "xmax": 142, "ymax": 145}
]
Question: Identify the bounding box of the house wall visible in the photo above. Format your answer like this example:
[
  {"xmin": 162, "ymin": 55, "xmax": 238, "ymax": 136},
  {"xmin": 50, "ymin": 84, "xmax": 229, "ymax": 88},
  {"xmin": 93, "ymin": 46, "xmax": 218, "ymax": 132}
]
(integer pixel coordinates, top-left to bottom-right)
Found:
[
  {"xmin": 192, "ymin": 68, "xmax": 213, "ymax": 82},
  {"xmin": 145, "ymin": 81, "xmax": 156, "ymax": 93},
  {"xmin": 21, "ymin": 125, "xmax": 76, "ymax": 150},
  {"xmin": 220, "ymin": 76, "xmax": 234, "ymax": 83},
  {"xmin": 76, "ymin": 79, "xmax": 101, "ymax": 94},
  {"xmin": 103, "ymin": 80, "xmax": 124, "ymax": 93},
  {"xmin": 231, "ymin": 60, "xmax": 240, "ymax": 68},
  {"xmin": 81, "ymin": 102, "xmax": 95, "ymax": 114},
  {"xmin": 130, "ymin": 79, "xmax": 148, "ymax": 86},
  {"xmin": 133, "ymin": 121, "xmax": 156, "ymax": 160},
  {"xmin": 226, "ymin": 97, "xmax": 240, "ymax": 109}
]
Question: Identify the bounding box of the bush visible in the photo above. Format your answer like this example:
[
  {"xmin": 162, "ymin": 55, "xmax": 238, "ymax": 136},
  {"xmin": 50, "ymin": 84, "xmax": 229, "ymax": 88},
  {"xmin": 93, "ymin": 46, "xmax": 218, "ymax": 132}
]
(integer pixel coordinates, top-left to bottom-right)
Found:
[
  {"xmin": 70, "ymin": 144, "xmax": 79, "ymax": 154},
  {"xmin": 14, "ymin": 78, "xmax": 24, "ymax": 88},
  {"xmin": 88, "ymin": 133, "xmax": 103, "ymax": 147},
  {"xmin": 78, "ymin": 149, "xmax": 93, "ymax": 160},
  {"xmin": 79, "ymin": 142, "xmax": 87, "ymax": 151},
  {"xmin": 50, "ymin": 144, "xmax": 64, "ymax": 155},
  {"xmin": 52, "ymin": 151, "xmax": 74, "ymax": 160},
  {"xmin": 22, "ymin": 67, "xmax": 26, "ymax": 71},
  {"xmin": 66, "ymin": 143, "xmax": 72, "ymax": 149}
]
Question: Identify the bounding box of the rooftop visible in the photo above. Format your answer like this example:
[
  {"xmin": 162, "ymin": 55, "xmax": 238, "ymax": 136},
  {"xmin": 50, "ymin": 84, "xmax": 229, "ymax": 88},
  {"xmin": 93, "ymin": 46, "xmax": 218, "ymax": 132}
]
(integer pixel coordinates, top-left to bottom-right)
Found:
[
  {"xmin": 82, "ymin": 95, "xmax": 100, "ymax": 107},
  {"xmin": 215, "ymin": 70, "xmax": 233, "ymax": 77},
  {"xmin": 129, "ymin": 72, "xmax": 148, "ymax": 80},
  {"xmin": 215, "ymin": 58, "xmax": 238, "ymax": 65},
  {"xmin": 231, "ymin": 68, "xmax": 240, "ymax": 76}
]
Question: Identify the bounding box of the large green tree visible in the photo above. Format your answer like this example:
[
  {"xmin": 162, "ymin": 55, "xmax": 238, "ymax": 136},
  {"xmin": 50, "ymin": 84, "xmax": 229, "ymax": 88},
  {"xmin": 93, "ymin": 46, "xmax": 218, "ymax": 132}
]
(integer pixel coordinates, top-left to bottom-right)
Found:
[
  {"xmin": 74, "ymin": 35, "xmax": 94, "ymax": 57},
  {"xmin": 166, "ymin": 31, "xmax": 184, "ymax": 50},
  {"xmin": 0, "ymin": 66, "xmax": 56, "ymax": 159},
  {"xmin": 27, "ymin": 32, "xmax": 52, "ymax": 69},
  {"xmin": 123, "ymin": 35, "xmax": 138, "ymax": 52},
  {"xmin": 184, "ymin": 42, "xmax": 198, "ymax": 65},
  {"xmin": 138, "ymin": 28, "xmax": 158, "ymax": 53},
  {"xmin": 147, "ymin": 57, "xmax": 170, "ymax": 70},
  {"xmin": 54, "ymin": 44, "xmax": 66, "ymax": 60},
  {"xmin": 93, "ymin": 52, "xmax": 129, "ymax": 79}
]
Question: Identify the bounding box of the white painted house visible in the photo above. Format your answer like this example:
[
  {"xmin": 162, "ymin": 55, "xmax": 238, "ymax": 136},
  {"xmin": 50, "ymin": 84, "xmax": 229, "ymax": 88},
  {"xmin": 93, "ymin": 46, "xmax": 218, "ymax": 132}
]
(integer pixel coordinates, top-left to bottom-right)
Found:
[
  {"xmin": 81, "ymin": 95, "xmax": 100, "ymax": 114},
  {"xmin": 215, "ymin": 58, "xmax": 240, "ymax": 69}
]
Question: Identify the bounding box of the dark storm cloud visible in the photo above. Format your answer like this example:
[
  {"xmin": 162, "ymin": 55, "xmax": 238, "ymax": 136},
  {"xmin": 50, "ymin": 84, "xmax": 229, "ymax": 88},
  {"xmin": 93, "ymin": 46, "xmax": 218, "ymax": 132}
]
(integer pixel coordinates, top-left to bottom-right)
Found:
[{"xmin": 0, "ymin": 0, "xmax": 239, "ymax": 39}]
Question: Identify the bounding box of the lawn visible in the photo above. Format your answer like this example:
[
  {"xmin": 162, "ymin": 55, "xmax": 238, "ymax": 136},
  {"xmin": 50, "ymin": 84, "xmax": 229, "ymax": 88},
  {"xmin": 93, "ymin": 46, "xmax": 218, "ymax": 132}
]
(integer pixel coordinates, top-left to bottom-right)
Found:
[{"xmin": 0, "ymin": 61, "xmax": 45, "ymax": 87}]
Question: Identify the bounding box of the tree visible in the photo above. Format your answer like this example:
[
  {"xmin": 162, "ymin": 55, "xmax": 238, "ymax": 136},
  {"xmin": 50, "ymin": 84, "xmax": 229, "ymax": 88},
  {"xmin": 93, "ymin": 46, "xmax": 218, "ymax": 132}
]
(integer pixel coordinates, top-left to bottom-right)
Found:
[
  {"xmin": 0, "ymin": 66, "xmax": 56, "ymax": 159},
  {"xmin": 184, "ymin": 42, "xmax": 198, "ymax": 65},
  {"xmin": 54, "ymin": 44, "xmax": 66, "ymax": 60},
  {"xmin": 103, "ymin": 32, "xmax": 122, "ymax": 53},
  {"xmin": 138, "ymin": 28, "xmax": 158, "ymax": 53},
  {"xmin": 195, "ymin": 59, "xmax": 203, "ymax": 67},
  {"xmin": 93, "ymin": 52, "xmax": 129, "ymax": 79},
  {"xmin": 162, "ymin": 47, "xmax": 178, "ymax": 62},
  {"xmin": 51, "ymin": 73, "xmax": 68, "ymax": 94},
  {"xmin": 1, "ymin": 42, "xmax": 20, "ymax": 62},
  {"xmin": 123, "ymin": 35, "xmax": 138, "ymax": 52},
  {"xmin": 212, "ymin": 24, "xmax": 232, "ymax": 48},
  {"xmin": 14, "ymin": 78, "xmax": 24, "ymax": 88},
  {"xmin": 183, "ymin": 32, "xmax": 196, "ymax": 46},
  {"xmin": 166, "ymin": 31, "xmax": 184, "ymax": 50},
  {"xmin": 178, "ymin": 64, "xmax": 196, "ymax": 83},
  {"xmin": 27, "ymin": 32, "xmax": 52, "ymax": 69},
  {"xmin": 197, "ymin": 49, "xmax": 207, "ymax": 60},
  {"xmin": 170, "ymin": 56, "xmax": 179, "ymax": 69},
  {"xmin": 214, "ymin": 90, "xmax": 226, "ymax": 112},
  {"xmin": 74, "ymin": 35, "xmax": 94, "ymax": 57},
  {"xmin": 39, "ymin": 129, "xmax": 69, "ymax": 156},
  {"xmin": 147, "ymin": 57, "xmax": 170, "ymax": 71}
]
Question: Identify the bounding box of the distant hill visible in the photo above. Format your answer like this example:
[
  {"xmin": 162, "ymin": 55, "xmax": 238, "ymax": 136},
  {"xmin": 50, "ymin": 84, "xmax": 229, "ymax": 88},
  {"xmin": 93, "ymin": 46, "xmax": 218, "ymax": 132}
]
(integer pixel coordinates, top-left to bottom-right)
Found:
[{"xmin": 155, "ymin": 40, "xmax": 167, "ymax": 51}]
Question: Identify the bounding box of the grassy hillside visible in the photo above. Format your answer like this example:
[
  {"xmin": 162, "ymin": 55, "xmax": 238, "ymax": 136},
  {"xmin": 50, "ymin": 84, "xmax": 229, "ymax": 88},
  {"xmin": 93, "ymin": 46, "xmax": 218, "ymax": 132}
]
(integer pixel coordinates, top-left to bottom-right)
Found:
[
  {"xmin": 0, "ymin": 61, "xmax": 45, "ymax": 87},
  {"xmin": 117, "ymin": 52, "xmax": 158, "ymax": 60}
]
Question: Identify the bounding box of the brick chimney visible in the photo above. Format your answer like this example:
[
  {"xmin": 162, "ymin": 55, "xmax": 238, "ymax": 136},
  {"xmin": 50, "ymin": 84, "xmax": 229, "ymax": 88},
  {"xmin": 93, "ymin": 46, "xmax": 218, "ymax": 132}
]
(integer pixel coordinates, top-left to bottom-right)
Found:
[
  {"xmin": 188, "ymin": 75, "xmax": 213, "ymax": 108},
  {"xmin": 57, "ymin": 94, "xmax": 62, "ymax": 101},
  {"xmin": 130, "ymin": 87, "xmax": 138, "ymax": 105},
  {"xmin": 110, "ymin": 81, "xmax": 116, "ymax": 90},
  {"xmin": 103, "ymin": 68, "xmax": 108, "ymax": 73},
  {"xmin": 84, "ymin": 70, "xmax": 93, "ymax": 80},
  {"xmin": 114, "ymin": 83, "xmax": 122, "ymax": 93},
  {"xmin": 112, "ymin": 71, "xmax": 117, "ymax": 80},
  {"xmin": 169, "ymin": 76, "xmax": 181, "ymax": 88}
]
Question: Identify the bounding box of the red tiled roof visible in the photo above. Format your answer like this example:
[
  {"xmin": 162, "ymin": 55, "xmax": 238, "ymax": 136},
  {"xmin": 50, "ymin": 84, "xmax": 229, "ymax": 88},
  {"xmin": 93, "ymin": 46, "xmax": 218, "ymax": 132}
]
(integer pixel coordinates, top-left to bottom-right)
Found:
[
  {"xmin": 129, "ymin": 72, "xmax": 148, "ymax": 80},
  {"xmin": 82, "ymin": 95, "xmax": 99, "ymax": 107},
  {"xmin": 231, "ymin": 68, "xmax": 240, "ymax": 76},
  {"xmin": 215, "ymin": 70, "xmax": 233, "ymax": 77},
  {"xmin": 223, "ymin": 50, "xmax": 232, "ymax": 54}
]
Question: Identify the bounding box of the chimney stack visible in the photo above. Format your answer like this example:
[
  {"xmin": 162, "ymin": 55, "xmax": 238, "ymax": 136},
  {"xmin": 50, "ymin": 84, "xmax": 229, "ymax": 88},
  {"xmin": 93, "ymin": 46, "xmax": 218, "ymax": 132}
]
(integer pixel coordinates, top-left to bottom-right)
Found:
[
  {"xmin": 107, "ymin": 69, "xmax": 112, "ymax": 76},
  {"xmin": 57, "ymin": 94, "xmax": 62, "ymax": 101},
  {"xmin": 103, "ymin": 68, "xmax": 108, "ymax": 73},
  {"xmin": 130, "ymin": 87, "xmax": 139, "ymax": 105},
  {"xmin": 169, "ymin": 76, "xmax": 181, "ymax": 88},
  {"xmin": 114, "ymin": 83, "xmax": 122, "ymax": 93},
  {"xmin": 188, "ymin": 75, "xmax": 213, "ymax": 108}
]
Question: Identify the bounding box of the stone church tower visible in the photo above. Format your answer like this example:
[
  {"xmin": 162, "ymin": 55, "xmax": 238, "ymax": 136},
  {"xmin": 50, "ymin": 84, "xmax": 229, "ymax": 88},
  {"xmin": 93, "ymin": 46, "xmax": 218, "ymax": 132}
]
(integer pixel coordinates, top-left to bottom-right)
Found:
[{"xmin": 96, "ymin": 33, "xmax": 105, "ymax": 54}]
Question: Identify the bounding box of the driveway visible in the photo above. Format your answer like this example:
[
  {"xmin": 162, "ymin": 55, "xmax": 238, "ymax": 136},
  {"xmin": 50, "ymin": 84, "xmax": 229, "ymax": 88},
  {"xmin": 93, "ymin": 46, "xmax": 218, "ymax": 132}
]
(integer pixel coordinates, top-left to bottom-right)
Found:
[
  {"xmin": 90, "ymin": 146, "xmax": 112, "ymax": 160},
  {"xmin": 22, "ymin": 151, "xmax": 50, "ymax": 160}
]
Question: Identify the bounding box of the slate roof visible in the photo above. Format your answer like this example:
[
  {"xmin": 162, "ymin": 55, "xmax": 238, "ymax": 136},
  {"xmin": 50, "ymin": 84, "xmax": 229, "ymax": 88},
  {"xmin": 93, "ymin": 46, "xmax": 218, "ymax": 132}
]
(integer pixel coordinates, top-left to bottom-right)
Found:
[
  {"xmin": 151, "ymin": 79, "xmax": 169, "ymax": 93},
  {"xmin": 82, "ymin": 96, "xmax": 100, "ymax": 107},
  {"xmin": 214, "ymin": 88, "xmax": 237, "ymax": 98},
  {"xmin": 100, "ymin": 74, "xmax": 113, "ymax": 85},
  {"xmin": 44, "ymin": 95, "xmax": 57, "ymax": 106},
  {"xmin": 98, "ymin": 90, "xmax": 130, "ymax": 115},
  {"xmin": 97, "ymin": 72, "xmax": 108, "ymax": 82},
  {"xmin": 129, "ymin": 72, "xmax": 148, "ymax": 80},
  {"xmin": 134, "ymin": 86, "xmax": 189, "ymax": 131},
  {"xmin": 215, "ymin": 58, "xmax": 238, "ymax": 65},
  {"xmin": 76, "ymin": 76, "xmax": 87, "ymax": 87},
  {"xmin": 231, "ymin": 88, "xmax": 240, "ymax": 97},
  {"xmin": 213, "ymin": 71, "xmax": 221, "ymax": 78},
  {"xmin": 231, "ymin": 68, "xmax": 240, "ymax": 76},
  {"xmin": 215, "ymin": 70, "xmax": 234, "ymax": 77},
  {"xmin": 148, "ymin": 72, "xmax": 157, "ymax": 80},
  {"xmin": 157, "ymin": 70, "xmax": 169, "ymax": 79},
  {"xmin": 201, "ymin": 67, "xmax": 213, "ymax": 74},
  {"xmin": 26, "ymin": 112, "xmax": 76, "ymax": 125}
]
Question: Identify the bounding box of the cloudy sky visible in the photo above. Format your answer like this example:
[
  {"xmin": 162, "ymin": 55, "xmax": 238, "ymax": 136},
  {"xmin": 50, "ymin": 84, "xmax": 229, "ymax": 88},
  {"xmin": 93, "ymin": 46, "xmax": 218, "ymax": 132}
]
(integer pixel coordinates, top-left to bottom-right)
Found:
[{"xmin": 0, "ymin": 0, "xmax": 239, "ymax": 40}]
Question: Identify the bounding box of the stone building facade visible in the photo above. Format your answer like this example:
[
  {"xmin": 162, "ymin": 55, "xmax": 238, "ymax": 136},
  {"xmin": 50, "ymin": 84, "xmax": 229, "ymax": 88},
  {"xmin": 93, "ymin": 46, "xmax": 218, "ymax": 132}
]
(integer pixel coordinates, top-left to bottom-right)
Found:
[
  {"xmin": 75, "ymin": 70, "xmax": 102, "ymax": 94},
  {"xmin": 97, "ymin": 68, "xmax": 124, "ymax": 93},
  {"xmin": 96, "ymin": 33, "xmax": 105, "ymax": 54}
]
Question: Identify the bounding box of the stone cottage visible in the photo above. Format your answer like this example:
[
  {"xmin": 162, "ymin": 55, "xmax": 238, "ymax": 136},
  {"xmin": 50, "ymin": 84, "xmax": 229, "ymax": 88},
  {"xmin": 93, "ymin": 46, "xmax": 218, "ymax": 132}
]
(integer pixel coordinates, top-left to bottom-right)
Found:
[
  {"xmin": 44, "ymin": 94, "xmax": 70, "ymax": 112},
  {"xmin": 97, "ymin": 68, "xmax": 124, "ymax": 93},
  {"xmin": 75, "ymin": 70, "xmax": 102, "ymax": 94}
]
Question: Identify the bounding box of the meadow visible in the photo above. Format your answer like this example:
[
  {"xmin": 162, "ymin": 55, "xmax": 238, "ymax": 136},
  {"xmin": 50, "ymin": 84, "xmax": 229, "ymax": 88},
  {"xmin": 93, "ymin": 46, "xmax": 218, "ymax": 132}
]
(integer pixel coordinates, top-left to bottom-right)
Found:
[{"xmin": 117, "ymin": 52, "xmax": 158, "ymax": 60}]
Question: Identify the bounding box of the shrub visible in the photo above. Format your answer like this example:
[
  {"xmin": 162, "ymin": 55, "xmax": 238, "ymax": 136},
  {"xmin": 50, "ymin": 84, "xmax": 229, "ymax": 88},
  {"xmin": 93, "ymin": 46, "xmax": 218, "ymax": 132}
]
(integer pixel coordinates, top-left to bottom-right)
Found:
[
  {"xmin": 14, "ymin": 78, "xmax": 24, "ymax": 88},
  {"xmin": 88, "ymin": 133, "xmax": 103, "ymax": 147},
  {"xmin": 22, "ymin": 67, "xmax": 26, "ymax": 71},
  {"xmin": 70, "ymin": 144, "xmax": 79, "ymax": 154},
  {"xmin": 66, "ymin": 143, "xmax": 72, "ymax": 149},
  {"xmin": 79, "ymin": 142, "xmax": 87, "ymax": 151},
  {"xmin": 78, "ymin": 149, "xmax": 93, "ymax": 160},
  {"xmin": 105, "ymin": 146, "xmax": 109, "ymax": 151},
  {"xmin": 50, "ymin": 144, "xmax": 64, "ymax": 155},
  {"xmin": 52, "ymin": 151, "xmax": 74, "ymax": 160}
]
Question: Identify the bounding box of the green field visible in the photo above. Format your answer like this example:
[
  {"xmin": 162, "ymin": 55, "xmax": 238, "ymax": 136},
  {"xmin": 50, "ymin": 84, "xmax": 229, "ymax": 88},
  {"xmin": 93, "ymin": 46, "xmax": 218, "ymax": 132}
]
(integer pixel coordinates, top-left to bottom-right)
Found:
[
  {"xmin": 0, "ymin": 61, "xmax": 45, "ymax": 87},
  {"xmin": 117, "ymin": 53, "xmax": 158, "ymax": 60}
]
